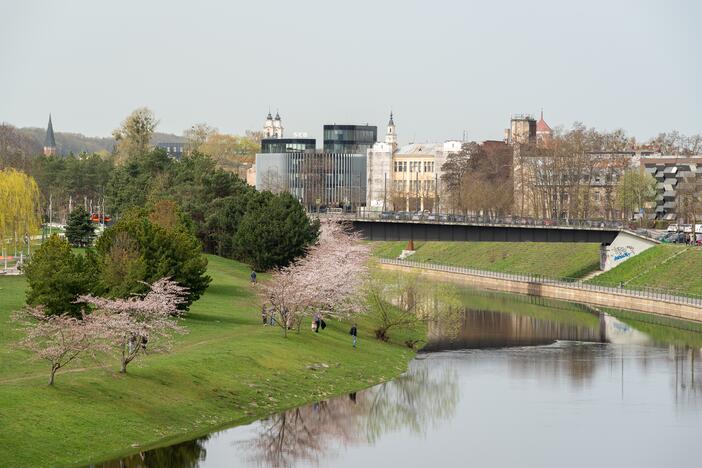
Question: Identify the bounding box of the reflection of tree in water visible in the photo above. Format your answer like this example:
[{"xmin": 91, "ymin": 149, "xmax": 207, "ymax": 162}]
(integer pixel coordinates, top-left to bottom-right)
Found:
[
  {"xmin": 237, "ymin": 397, "xmax": 361, "ymax": 467},
  {"xmin": 98, "ymin": 435, "xmax": 209, "ymax": 468},
  {"xmin": 238, "ymin": 361, "xmax": 458, "ymax": 467},
  {"xmin": 506, "ymin": 341, "xmax": 600, "ymax": 386},
  {"xmin": 668, "ymin": 345, "xmax": 702, "ymax": 407},
  {"xmin": 363, "ymin": 360, "xmax": 458, "ymax": 443}
]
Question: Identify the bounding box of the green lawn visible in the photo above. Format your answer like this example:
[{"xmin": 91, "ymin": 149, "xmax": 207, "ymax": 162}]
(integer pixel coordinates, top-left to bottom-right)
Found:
[
  {"xmin": 587, "ymin": 245, "xmax": 702, "ymax": 296},
  {"xmin": 0, "ymin": 255, "xmax": 419, "ymax": 467},
  {"xmin": 373, "ymin": 241, "xmax": 601, "ymax": 279}
]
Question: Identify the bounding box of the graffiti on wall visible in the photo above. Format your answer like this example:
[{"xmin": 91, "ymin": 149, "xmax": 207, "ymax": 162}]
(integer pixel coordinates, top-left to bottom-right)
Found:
[{"xmin": 611, "ymin": 245, "xmax": 636, "ymax": 262}]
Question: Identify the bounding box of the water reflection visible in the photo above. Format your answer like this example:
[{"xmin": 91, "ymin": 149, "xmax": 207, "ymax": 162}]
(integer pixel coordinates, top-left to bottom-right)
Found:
[
  {"xmin": 237, "ymin": 363, "xmax": 458, "ymax": 467},
  {"xmin": 96, "ymin": 287, "xmax": 702, "ymax": 468},
  {"xmin": 95, "ymin": 436, "xmax": 209, "ymax": 468}
]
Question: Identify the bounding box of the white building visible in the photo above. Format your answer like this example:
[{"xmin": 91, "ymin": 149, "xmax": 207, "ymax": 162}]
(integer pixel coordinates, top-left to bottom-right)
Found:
[{"xmin": 366, "ymin": 113, "xmax": 462, "ymax": 212}]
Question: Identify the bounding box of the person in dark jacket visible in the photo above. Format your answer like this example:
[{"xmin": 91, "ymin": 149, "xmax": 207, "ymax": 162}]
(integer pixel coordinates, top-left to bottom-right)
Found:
[{"xmin": 350, "ymin": 324, "xmax": 357, "ymax": 348}]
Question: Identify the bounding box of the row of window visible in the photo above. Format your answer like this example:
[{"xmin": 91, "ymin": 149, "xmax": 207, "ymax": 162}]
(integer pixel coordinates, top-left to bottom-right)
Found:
[
  {"xmin": 393, "ymin": 161, "xmax": 435, "ymax": 173},
  {"xmin": 323, "ymin": 129, "xmax": 377, "ymax": 142},
  {"xmin": 393, "ymin": 180, "xmax": 436, "ymax": 192}
]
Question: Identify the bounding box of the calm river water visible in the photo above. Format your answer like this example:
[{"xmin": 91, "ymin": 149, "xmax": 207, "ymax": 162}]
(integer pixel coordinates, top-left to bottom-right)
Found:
[{"xmin": 96, "ymin": 288, "xmax": 702, "ymax": 468}]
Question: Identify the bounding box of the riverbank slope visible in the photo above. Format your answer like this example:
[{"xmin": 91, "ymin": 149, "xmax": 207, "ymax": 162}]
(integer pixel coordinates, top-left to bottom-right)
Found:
[
  {"xmin": 587, "ymin": 244, "xmax": 702, "ymax": 295},
  {"xmin": 0, "ymin": 255, "xmax": 419, "ymax": 467},
  {"xmin": 373, "ymin": 241, "xmax": 601, "ymax": 278}
]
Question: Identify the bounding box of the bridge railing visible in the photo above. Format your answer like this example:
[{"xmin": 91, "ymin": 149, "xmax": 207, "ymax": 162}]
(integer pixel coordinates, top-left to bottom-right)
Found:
[
  {"xmin": 378, "ymin": 258, "xmax": 702, "ymax": 308},
  {"xmin": 314, "ymin": 211, "xmax": 627, "ymax": 230}
]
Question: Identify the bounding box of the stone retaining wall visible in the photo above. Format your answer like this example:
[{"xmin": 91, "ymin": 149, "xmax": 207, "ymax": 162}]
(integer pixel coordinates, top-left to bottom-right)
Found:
[{"xmin": 379, "ymin": 263, "xmax": 702, "ymax": 323}]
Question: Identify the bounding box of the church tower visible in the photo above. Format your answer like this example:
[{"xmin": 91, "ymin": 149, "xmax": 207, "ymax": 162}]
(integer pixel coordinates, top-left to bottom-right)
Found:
[
  {"xmin": 385, "ymin": 112, "xmax": 397, "ymax": 153},
  {"xmin": 263, "ymin": 111, "xmax": 275, "ymax": 138},
  {"xmin": 43, "ymin": 114, "xmax": 57, "ymax": 156},
  {"xmin": 273, "ymin": 111, "xmax": 283, "ymax": 138}
]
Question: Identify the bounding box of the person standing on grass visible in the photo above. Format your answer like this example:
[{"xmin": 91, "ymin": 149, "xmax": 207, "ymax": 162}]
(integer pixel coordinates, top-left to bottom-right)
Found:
[
  {"xmin": 250, "ymin": 270, "xmax": 257, "ymax": 286},
  {"xmin": 313, "ymin": 312, "xmax": 321, "ymax": 333},
  {"xmin": 350, "ymin": 323, "xmax": 358, "ymax": 348}
]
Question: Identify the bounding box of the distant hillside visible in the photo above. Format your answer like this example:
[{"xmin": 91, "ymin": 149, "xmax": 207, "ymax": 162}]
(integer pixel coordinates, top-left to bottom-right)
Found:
[{"xmin": 17, "ymin": 128, "xmax": 185, "ymax": 156}]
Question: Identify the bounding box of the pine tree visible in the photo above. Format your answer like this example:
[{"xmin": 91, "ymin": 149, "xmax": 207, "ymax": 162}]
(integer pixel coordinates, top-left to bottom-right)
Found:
[{"xmin": 65, "ymin": 206, "xmax": 96, "ymax": 247}]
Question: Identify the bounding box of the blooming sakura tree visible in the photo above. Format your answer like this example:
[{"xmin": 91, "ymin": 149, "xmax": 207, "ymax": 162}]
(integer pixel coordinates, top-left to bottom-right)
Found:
[
  {"xmin": 76, "ymin": 278, "xmax": 189, "ymax": 373},
  {"xmin": 261, "ymin": 221, "xmax": 370, "ymax": 337},
  {"xmin": 13, "ymin": 307, "xmax": 107, "ymax": 385}
]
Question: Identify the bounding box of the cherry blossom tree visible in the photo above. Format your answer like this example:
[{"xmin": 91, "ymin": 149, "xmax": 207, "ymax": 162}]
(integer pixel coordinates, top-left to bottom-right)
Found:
[
  {"xmin": 13, "ymin": 307, "xmax": 107, "ymax": 385},
  {"xmin": 261, "ymin": 221, "xmax": 370, "ymax": 337},
  {"xmin": 76, "ymin": 278, "xmax": 189, "ymax": 373}
]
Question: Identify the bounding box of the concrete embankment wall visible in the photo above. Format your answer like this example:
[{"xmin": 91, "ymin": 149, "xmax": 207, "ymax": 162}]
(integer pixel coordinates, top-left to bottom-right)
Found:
[{"xmin": 379, "ymin": 263, "xmax": 702, "ymax": 323}]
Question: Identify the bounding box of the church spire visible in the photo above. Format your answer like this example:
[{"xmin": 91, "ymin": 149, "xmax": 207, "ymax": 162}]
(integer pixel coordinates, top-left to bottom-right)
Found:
[
  {"xmin": 43, "ymin": 113, "xmax": 57, "ymax": 156},
  {"xmin": 385, "ymin": 111, "xmax": 397, "ymax": 151}
]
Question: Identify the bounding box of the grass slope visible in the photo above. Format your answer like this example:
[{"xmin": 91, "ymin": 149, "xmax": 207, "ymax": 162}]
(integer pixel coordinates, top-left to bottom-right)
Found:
[
  {"xmin": 373, "ymin": 241, "xmax": 601, "ymax": 279},
  {"xmin": 588, "ymin": 245, "xmax": 702, "ymax": 295},
  {"xmin": 0, "ymin": 255, "xmax": 419, "ymax": 467}
]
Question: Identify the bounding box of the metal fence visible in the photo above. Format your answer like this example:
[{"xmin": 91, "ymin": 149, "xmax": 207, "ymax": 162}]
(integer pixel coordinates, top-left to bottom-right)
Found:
[
  {"xmin": 379, "ymin": 258, "xmax": 702, "ymax": 308},
  {"xmin": 315, "ymin": 211, "xmax": 627, "ymax": 231}
]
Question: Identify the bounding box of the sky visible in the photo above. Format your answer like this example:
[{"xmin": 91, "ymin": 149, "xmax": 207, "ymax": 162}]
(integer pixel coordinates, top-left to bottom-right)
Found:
[{"xmin": 1, "ymin": 0, "xmax": 700, "ymax": 144}]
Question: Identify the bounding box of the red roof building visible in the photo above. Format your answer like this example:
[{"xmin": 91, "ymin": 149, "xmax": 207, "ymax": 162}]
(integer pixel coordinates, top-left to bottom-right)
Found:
[{"xmin": 536, "ymin": 109, "xmax": 552, "ymax": 143}]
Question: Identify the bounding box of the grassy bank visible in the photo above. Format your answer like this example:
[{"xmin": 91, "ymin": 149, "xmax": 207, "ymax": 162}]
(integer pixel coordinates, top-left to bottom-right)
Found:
[
  {"xmin": 373, "ymin": 241, "xmax": 601, "ymax": 278},
  {"xmin": 0, "ymin": 255, "xmax": 419, "ymax": 467},
  {"xmin": 587, "ymin": 245, "xmax": 702, "ymax": 296}
]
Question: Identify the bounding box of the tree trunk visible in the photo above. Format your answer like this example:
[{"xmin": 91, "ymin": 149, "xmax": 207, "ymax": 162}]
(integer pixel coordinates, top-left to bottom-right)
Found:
[{"xmin": 49, "ymin": 364, "xmax": 58, "ymax": 385}]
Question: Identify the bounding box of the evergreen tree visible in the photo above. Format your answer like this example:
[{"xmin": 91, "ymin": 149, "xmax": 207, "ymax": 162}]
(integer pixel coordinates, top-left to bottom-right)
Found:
[
  {"xmin": 233, "ymin": 191, "xmax": 319, "ymax": 271},
  {"xmin": 94, "ymin": 203, "xmax": 210, "ymax": 308},
  {"xmin": 64, "ymin": 206, "xmax": 96, "ymax": 247},
  {"xmin": 24, "ymin": 235, "xmax": 98, "ymax": 317}
]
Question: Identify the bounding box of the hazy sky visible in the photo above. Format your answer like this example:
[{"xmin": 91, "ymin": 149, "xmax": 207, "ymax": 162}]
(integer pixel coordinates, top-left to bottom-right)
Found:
[{"xmin": 1, "ymin": 0, "xmax": 700, "ymax": 144}]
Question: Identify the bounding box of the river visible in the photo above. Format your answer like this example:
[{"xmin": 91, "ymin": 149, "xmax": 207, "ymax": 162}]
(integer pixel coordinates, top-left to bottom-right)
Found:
[{"xmin": 95, "ymin": 288, "xmax": 702, "ymax": 467}]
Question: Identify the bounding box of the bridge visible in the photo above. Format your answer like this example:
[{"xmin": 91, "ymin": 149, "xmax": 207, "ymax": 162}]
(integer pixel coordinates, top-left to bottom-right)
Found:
[{"xmin": 314, "ymin": 212, "xmax": 658, "ymax": 271}]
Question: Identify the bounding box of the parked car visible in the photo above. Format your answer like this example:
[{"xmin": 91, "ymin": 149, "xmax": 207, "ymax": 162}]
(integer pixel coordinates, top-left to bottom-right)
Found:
[{"xmin": 667, "ymin": 223, "xmax": 679, "ymax": 232}]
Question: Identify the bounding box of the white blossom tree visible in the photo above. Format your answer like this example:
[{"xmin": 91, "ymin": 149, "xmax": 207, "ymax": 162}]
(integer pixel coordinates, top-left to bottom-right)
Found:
[
  {"xmin": 261, "ymin": 221, "xmax": 370, "ymax": 337},
  {"xmin": 76, "ymin": 278, "xmax": 189, "ymax": 373},
  {"xmin": 13, "ymin": 307, "xmax": 107, "ymax": 385}
]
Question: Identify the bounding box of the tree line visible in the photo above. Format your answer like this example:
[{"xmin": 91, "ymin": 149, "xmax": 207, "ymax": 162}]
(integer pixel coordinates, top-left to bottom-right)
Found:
[{"xmin": 439, "ymin": 124, "xmax": 695, "ymax": 221}]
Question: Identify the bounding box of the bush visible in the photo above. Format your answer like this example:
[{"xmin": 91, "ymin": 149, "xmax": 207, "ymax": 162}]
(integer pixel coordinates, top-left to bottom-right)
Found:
[
  {"xmin": 94, "ymin": 201, "xmax": 211, "ymax": 308},
  {"xmin": 232, "ymin": 191, "xmax": 319, "ymax": 271},
  {"xmin": 24, "ymin": 235, "xmax": 98, "ymax": 317}
]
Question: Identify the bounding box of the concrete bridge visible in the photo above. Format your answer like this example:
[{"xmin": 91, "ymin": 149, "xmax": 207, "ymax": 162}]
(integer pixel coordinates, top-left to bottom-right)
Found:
[{"xmin": 315, "ymin": 213, "xmax": 659, "ymax": 271}]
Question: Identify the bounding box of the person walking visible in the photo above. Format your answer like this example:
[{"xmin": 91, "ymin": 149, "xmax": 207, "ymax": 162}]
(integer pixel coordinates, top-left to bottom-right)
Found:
[
  {"xmin": 313, "ymin": 312, "xmax": 321, "ymax": 333},
  {"xmin": 250, "ymin": 270, "xmax": 257, "ymax": 286},
  {"xmin": 350, "ymin": 323, "xmax": 357, "ymax": 348}
]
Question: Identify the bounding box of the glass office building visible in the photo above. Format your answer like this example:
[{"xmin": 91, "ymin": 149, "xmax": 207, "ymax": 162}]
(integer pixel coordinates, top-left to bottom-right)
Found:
[
  {"xmin": 323, "ymin": 124, "xmax": 377, "ymax": 154},
  {"xmin": 261, "ymin": 138, "xmax": 316, "ymax": 154},
  {"xmin": 256, "ymin": 151, "xmax": 367, "ymax": 211}
]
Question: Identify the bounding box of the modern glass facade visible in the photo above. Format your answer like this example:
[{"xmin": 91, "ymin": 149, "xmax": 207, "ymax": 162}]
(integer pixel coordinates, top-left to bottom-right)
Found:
[
  {"xmin": 261, "ymin": 138, "xmax": 316, "ymax": 154},
  {"xmin": 323, "ymin": 125, "xmax": 377, "ymax": 155},
  {"xmin": 256, "ymin": 151, "xmax": 367, "ymax": 211}
]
